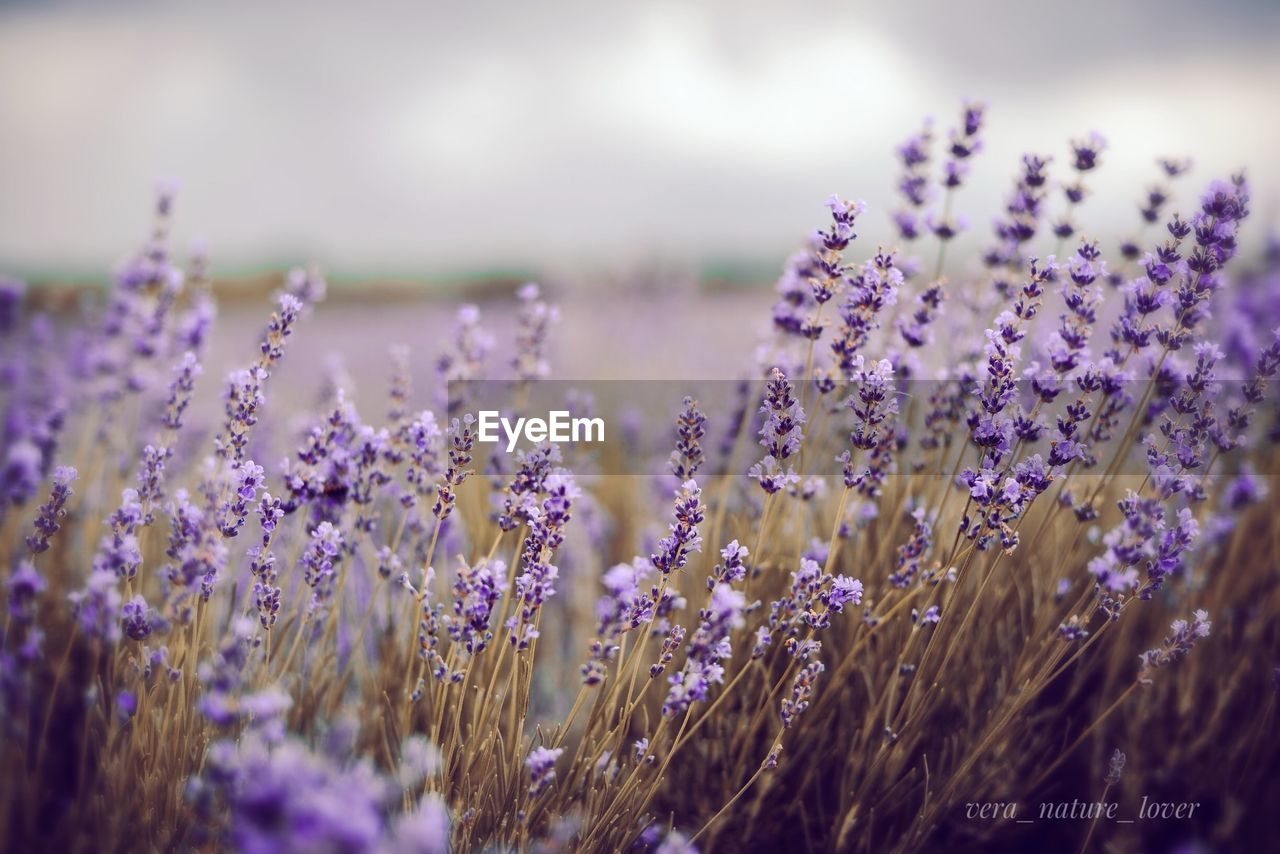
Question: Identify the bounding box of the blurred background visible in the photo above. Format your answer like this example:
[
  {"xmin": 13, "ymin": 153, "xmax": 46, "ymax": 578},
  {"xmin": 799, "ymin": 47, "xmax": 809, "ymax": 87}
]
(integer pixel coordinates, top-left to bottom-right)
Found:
[{"xmin": 1, "ymin": 0, "xmax": 1278, "ymax": 288}]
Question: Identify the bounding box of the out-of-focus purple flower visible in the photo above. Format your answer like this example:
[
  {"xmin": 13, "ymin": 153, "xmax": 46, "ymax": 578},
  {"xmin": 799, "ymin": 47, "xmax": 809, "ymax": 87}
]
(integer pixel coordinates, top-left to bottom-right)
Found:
[
  {"xmin": 196, "ymin": 735, "xmax": 389, "ymax": 853},
  {"xmin": 889, "ymin": 507, "xmax": 932, "ymax": 588},
  {"xmin": 6, "ymin": 560, "xmax": 45, "ymax": 625},
  {"xmin": 122, "ymin": 594, "xmax": 155, "ymax": 641},
  {"xmin": 1138, "ymin": 609, "xmax": 1211, "ymax": 684},
  {"xmin": 526, "ymin": 745, "xmax": 564, "ymax": 796},
  {"xmin": 513, "ymin": 283, "xmax": 559, "ymax": 384},
  {"xmin": 93, "ymin": 488, "xmax": 144, "ymax": 580},
  {"xmin": 436, "ymin": 304, "xmax": 494, "ymax": 415},
  {"xmin": 387, "ymin": 794, "xmax": 450, "ymax": 854},
  {"xmin": 1106, "ymin": 748, "xmax": 1126, "ymax": 785},
  {"xmin": 68, "ymin": 569, "xmax": 123, "ymax": 644}
]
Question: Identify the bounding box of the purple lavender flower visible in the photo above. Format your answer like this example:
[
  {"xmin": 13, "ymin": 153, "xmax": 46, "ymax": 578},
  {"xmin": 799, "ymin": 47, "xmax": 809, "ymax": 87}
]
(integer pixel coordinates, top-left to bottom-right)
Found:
[
  {"xmin": 781, "ymin": 660, "xmax": 824, "ymax": 728},
  {"xmin": 25, "ymin": 465, "xmax": 76, "ymax": 553},
  {"xmin": 512, "ymin": 283, "xmax": 559, "ymax": 384},
  {"xmin": 650, "ymin": 479, "xmax": 704, "ymax": 575},
  {"xmin": 6, "ymin": 560, "xmax": 45, "ymax": 625},
  {"xmin": 433, "ymin": 415, "xmax": 476, "ymax": 521},
  {"xmin": 437, "ymin": 304, "xmax": 494, "ymax": 415},
  {"xmin": 668, "ymin": 396, "xmax": 708, "ymax": 481},
  {"xmin": 1138, "ymin": 609, "xmax": 1211, "ymax": 684},
  {"xmin": 301, "ymin": 521, "xmax": 345, "ymax": 615},
  {"xmin": 219, "ymin": 460, "xmax": 265, "ymax": 537},
  {"xmin": 750, "ymin": 368, "xmax": 805, "ymax": 494},
  {"xmin": 1106, "ymin": 749, "xmax": 1126, "ymax": 785},
  {"xmin": 831, "ymin": 252, "xmax": 902, "ymax": 374},
  {"xmin": 122, "ymin": 594, "xmax": 155, "ymax": 642},
  {"xmin": 449, "ymin": 558, "xmax": 503, "ymax": 656},
  {"xmin": 68, "ymin": 569, "xmax": 123, "ymax": 644},
  {"xmin": 892, "ymin": 121, "xmax": 934, "ymax": 241},
  {"xmin": 509, "ymin": 472, "xmax": 579, "ymax": 650},
  {"xmin": 889, "ymin": 507, "xmax": 932, "ymax": 588},
  {"xmin": 526, "ymin": 745, "xmax": 564, "ymax": 796},
  {"xmin": 663, "ymin": 582, "xmax": 746, "ymax": 716}
]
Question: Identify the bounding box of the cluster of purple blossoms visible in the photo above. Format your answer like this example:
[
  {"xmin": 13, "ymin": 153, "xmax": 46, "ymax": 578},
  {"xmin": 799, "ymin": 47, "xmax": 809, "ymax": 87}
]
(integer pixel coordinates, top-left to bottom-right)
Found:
[
  {"xmin": 92, "ymin": 488, "xmax": 144, "ymax": 580},
  {"xmin": 780, "ymin": 660, "xmax": 825, "ymax": 730},
  {"xmin": 958, "ymin": 455, "xmax": 1056, "ymax": 552},
  {"xmin": 925, "ymin": 101, "xmax": 985, "ymax": 241},
  {"xmin": 706, "ymin": 540, "xmax": 749, "ymax": 590},
  {"xmin": 1144, "ymin": 342, "xmax": 1225, "ymax": 498},
  {"xmin": 583, "ymin": 557, "xmax": 672, "ymax": 685},
  {"xmin": 806, "ymin": 196, "xmax": 866, "ymax": 317},
  {"xmin": 1156, "ymin": 175, "xmax": 1250, "ymax": 352},
  {"xmin": 216, "ymin": 290, "xmax": 307, "ymax": 463},
  {"xmin": 218, "ymin": 460, "xmax": 265, "ymax": 537},
  {"xmin": 1053, "ymin": 132, "xmax": 1107, "ymax": 242},
  {"xmin": 750, "ymin": 368, "xmax": 805, "ymax": 494},
  {"xmin": 762, "ymin": 558, "xmax": 862, "ymax": 660},
  {"xmin": 436, "ymin": 304, "xmax": 494, "ymax": 415},
  {"xmin": 1118, "ymin": 157, "xmax": 1193, "ymax": 267},
  {"xmin": 122, "ymin": 594, "xmax": 156, "ymax": 642},
  {"xmin": 399, "ymin": 410, "xmax": 444, "ymax": 510},
  {"xmin": 668, "ymin": 396, "xmax": 707, "ymax": 481},
  {"xmin": 1138, "ymin": 609, "xmax": 1211, "ymax": 685},
  {"xmin": 649, "ymin": 478, "xmax": 704, "ymax": 575},
  {"xmin": 896, "ymin": 282, "xmax": 945, "ymax": 350},
  {"xmin": 663, "ymin": 582, "xmax": 747, "ymax": 717},
  {"xmin": 495, "ymin": 443, "xmax": 561, "ymax": 532},
  {"xmin": 526, "ymin": 746, "xmax": 564, "ymax": 797},
  {"xmin": 1214, "ymin": 328, "xmax": 1280, "ymax": 455},
  {"xmin": 892, "ymin": 121, "xmax": 933, "ymax": 242},
  {"xmin": 964, "ymin": 258, "xmax": 1055, "ymax": 470},
  {"xmin": 509, "ymin": 472, "xmax": 578, "ymax": 650},
  {"xmin": 986, "ymin": 154, "xmax": 1053, "ymax": 294},
  {"xmin": 771, "ymin": 238, "xmax": 824, "ymax": 341},
  {"xmin": 161, "ymin": 487, "xmax": 228, "ymax": 609},
  {"xmin": 889, "ymin": 507, "xmax": 933, "ymax": 588},
  {"xmin": 831, "ymin": 251, "xmax": 902, "ymax": 374},
  {"xmin": 250, "ymin": 492, "xmax": 285, "ymax": 630},
  {"xmin": 193, "ymin": 735, "xmax": 396, "ymax": 853},
  {"xmin": 942, "ymin": 102, "xmax": 985, "ymax": 191},
  {"xmin": 449, "ymin": 558, "xmax": 503, "ymax": 657},
  {"xmin": 837, "ymin": 356, "xmax": 900, "ymax": 498},
  {"xmin": 649, "ymin": 624, "xmax": 687, "ymax": 679},
  {"xmin": 300, "ymin": 521, "xmax": 345, "ymax": 616},
  {"xmin": 433, "ymin": 415, "xmax": 476, "ymax": 522},
  {"xmin": 512, "ymin": 283, "xmax": 559, "ymax": 384},
  {"xmin": 1087, "ymin": 490, "xmax": 1199, "ymax": 600},
  {"xmin": 25, "ymin": 465, "xmax": 77, "ymax": 554}
]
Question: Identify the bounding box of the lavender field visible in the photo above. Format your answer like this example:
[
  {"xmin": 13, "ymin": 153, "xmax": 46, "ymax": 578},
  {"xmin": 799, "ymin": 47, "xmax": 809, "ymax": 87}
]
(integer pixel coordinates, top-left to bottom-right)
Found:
[{"xmin": 2, "ymin": 92, "xmax": 1279, "ymax": 853}]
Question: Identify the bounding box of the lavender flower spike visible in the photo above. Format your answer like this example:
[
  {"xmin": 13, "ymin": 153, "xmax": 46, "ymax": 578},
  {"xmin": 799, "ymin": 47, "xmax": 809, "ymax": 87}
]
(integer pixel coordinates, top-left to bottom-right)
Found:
[{"xmin": 26, "ymin": 465, "xmax": 77, "ymax": 554}]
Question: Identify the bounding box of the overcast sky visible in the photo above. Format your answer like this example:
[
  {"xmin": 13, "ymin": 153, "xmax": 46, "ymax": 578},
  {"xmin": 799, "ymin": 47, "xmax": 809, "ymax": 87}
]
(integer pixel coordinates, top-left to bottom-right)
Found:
[{"xmin": 1, "ymin": 0, "xmax": 1277, "ymax": 277}]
